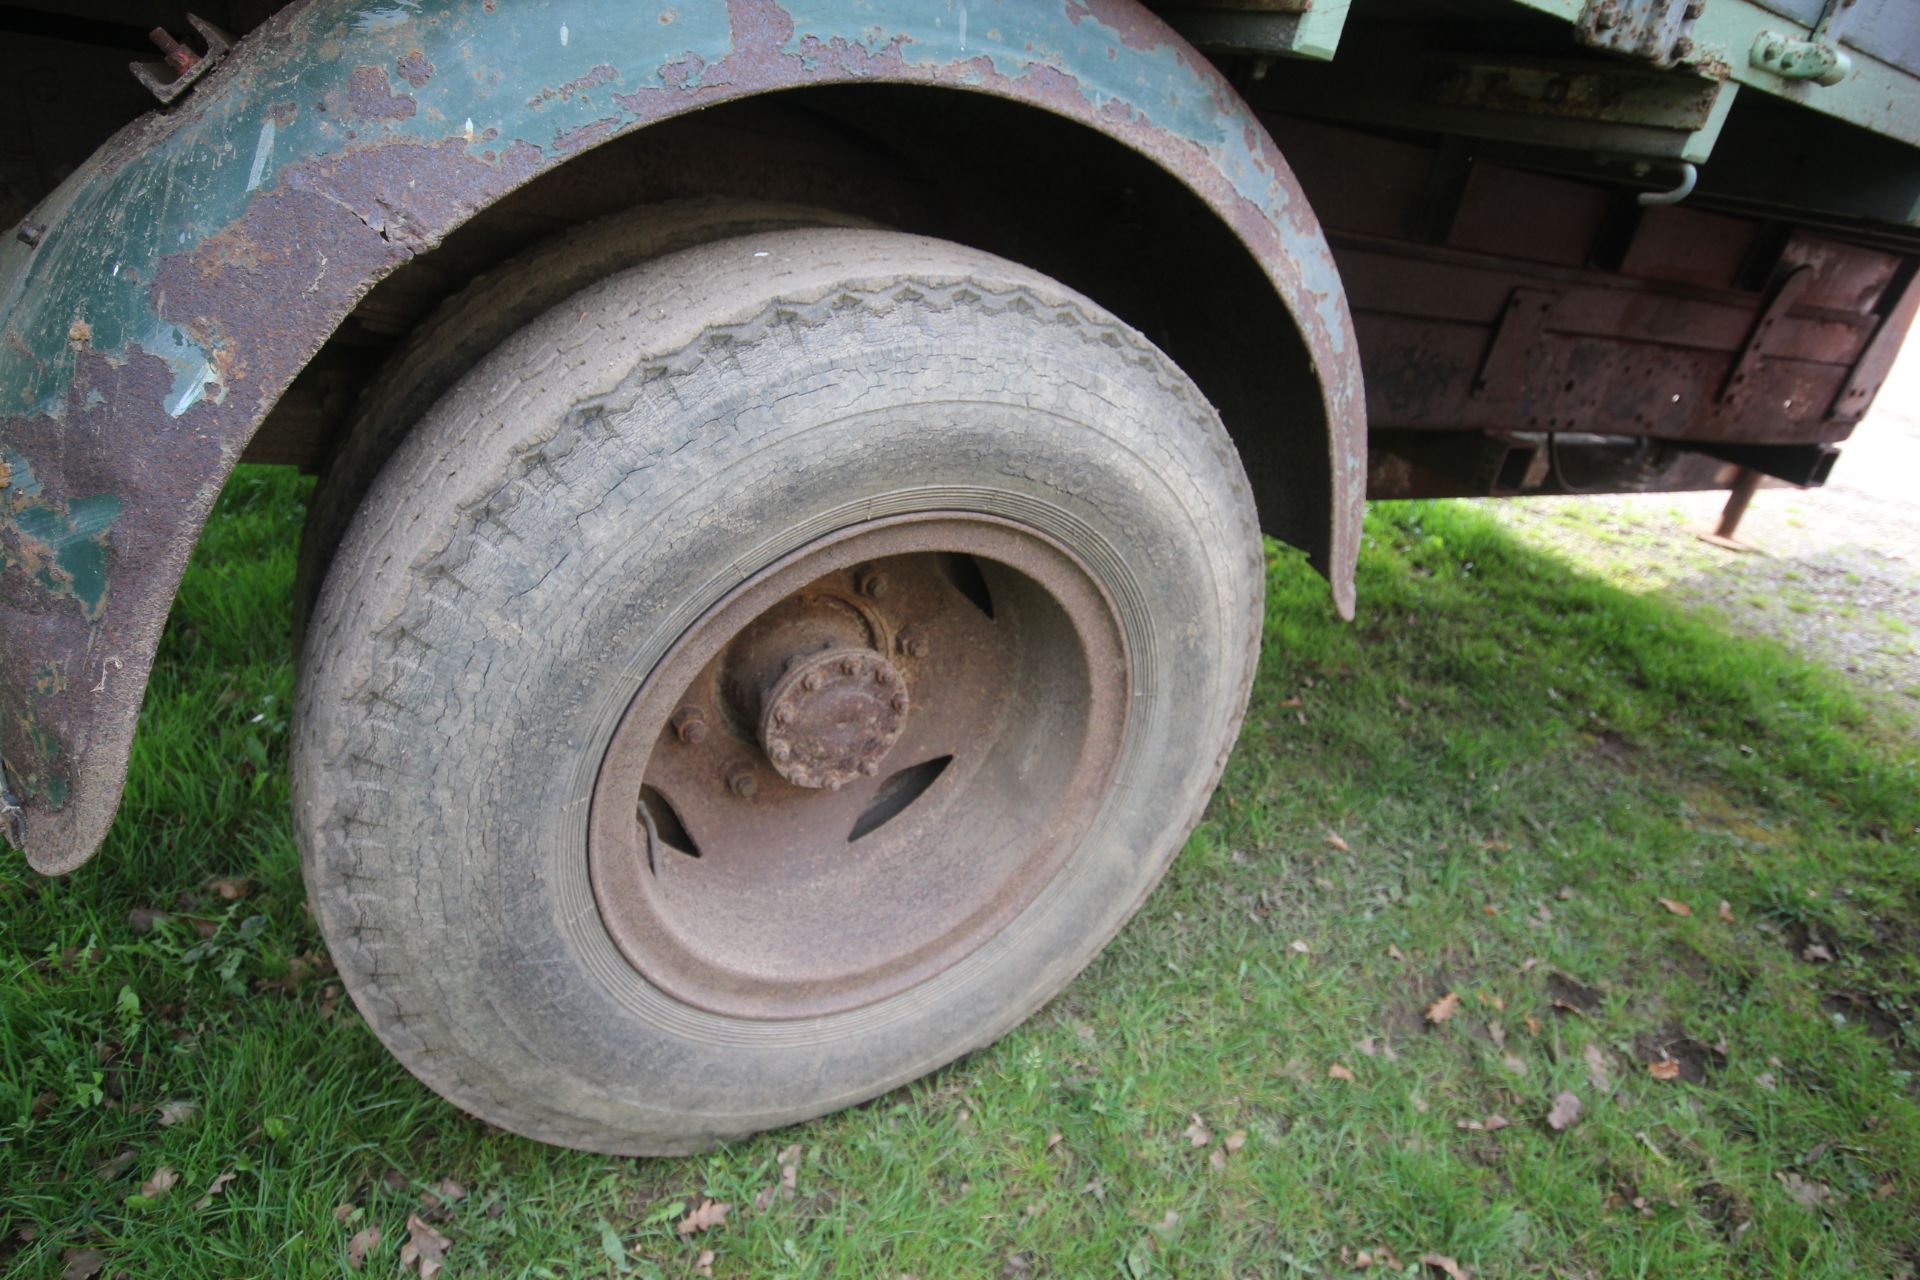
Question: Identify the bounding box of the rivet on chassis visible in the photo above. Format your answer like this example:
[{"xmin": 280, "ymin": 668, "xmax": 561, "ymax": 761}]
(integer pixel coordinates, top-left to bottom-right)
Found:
[
  {"xmin": 725, "ymin": 762, "xmax": 758, "ymax": 798},
  {"xmin": 856, "ymin": 567, "xmax": 890, "ymax": 599},
  {"xmin": 671, "ymin": 707, "xmax": 708, "ymax": 744}
]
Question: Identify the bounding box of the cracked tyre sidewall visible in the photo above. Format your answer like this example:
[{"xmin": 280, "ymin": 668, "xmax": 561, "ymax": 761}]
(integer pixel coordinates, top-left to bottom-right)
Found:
[{"xmin": 293, "ymin": 229, "xmax": 1264, "ymax": 1154}]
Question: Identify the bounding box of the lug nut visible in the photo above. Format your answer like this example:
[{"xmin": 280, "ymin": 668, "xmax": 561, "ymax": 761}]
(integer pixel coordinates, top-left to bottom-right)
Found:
[
  {"xmin": 897, "ymin": 626, "xmax": 930, "ymax": 659},
  {"xmin": 856, "ymin": 568, "xmax": 890, "ymax": 599},
  {"xmin": 803, "ymin": 671, "xmax": 825, "ymax": 692},
  {"xmin": 841, "ymin": 657, "xmax": 860, "ymax": 676},
  {"xmin": 725, "ymin": 762, "xmax": 758, "ymax": 798},
  {"xmin": 770, "ymin": 741, "xmax": 792, "ymax": 763},
  {"xmin": 860, "ymin": 760, "xmax": 880, "ymax": 776},
  {"xmin": 891, "ymin": 690, "xmax": 910, "ymax": 712},
  {"xmin": 672, "ymin": 707, "xmax": 708, "ymax": 744}
]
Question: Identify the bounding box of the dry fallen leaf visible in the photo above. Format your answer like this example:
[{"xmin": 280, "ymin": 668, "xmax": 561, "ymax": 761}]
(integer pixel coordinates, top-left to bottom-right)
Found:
[
  {"xmin": 1802, "ymin": 942, "xmax": 1834, "ymax": 963},
  {"xmin": 1456, "ymin": 1114, "xmax": 1510, "ymax": 1132},
  {"xmin": 1325, "ymin": 832, "xmax": 1351, "ymax": 853},
  {"xmin": 1328, "ymin": 1063, "xmax": 1356, "ymax": 1082},
  {"xmin": 1388, "ymin": 944, "xmax": 1407, "ymax": 962},
  {"xmin": 1717, "ymin": 900, "xmax": 1735, "ymax": 924},
  {"xmin": 192, "ymin": 1170, "xmax": 238, "ymax": 1210},
  {"xmin": 1777, "ymin": 1171, "xmax": 1842, "ymax": 1209},
  {"xmin": 332, "ymin": 1203, "xmax": 357, "ymax": 1224},
  {"xmin": 1045, "ymin": 1130, "xmax": 1064, "ymax": 1152},
  {"xmin": 435, "ymin": 1178, "xmax": 466, "ymax": 1205},
  {"xmin": 346, "ymin": 1225, "xmax": 381, "ymax": 1271},
  {"xmin": 139, "ymin": 1165, "xmax": 180, "ymax": 1200},
  {"xmin": 94, "ymin": 1150, "xmax": 135, "ymax": 1182},
  {"xmin": 1519, "ymin": 957, "xmax": 1542, "ymax": 973},
  {"xmin": 1648, "ymin": 1059, "xmax": 1682, "ymax": 1081},
  {"xmin": 399, "ymin": 1213, "xmax": 451, "ymax": 1279},
  {"xmin": 1289, "ymin": 939, "xmax": 1311, "ymax": 955},
  {"xmin": 1755, "ymin": 1071, "xmax": 1778, "ymax": 1092},
  {"xmin": 61, "ymin": 1248, "xmax": 107, "ymax": 1280},
  {"xmin": 1224, "ymin": 1129, "xmax": 1247, "ymax": 1153},
  {"xmin": 1425, "ymin": 992, "xmax": 1461, "ymax": 1025},
  {"xmin": 1501, "ymin": 1053, "xmax": 1529, "ymax": 1076},
  {"xmin": 678, "ymin": 1199, "xmax": 731, "ymax": 1237},
  {"xmin": 155, "ymin": 1099, "xmax": 199, "ymax": 1127},
  {"xmin": 1209, "ymin": 1147, "xmax": 1227, "ymax": 1173},
  {"xmin": 694, "ymin": 1249, "xmax": 715, "ymax": 1277},
  {"xmin": 1420, "ymin": 1251, "xmax": 1471, "ymax": 1279},
  {"xmin": 207, "ymin": 876, "xmax": 254, "ymax": 900},
  {"xmin": 1184, "ymin": 1114, "xmax": 1212, "ymax": 1147},
  {"xmin": 1547, "ymin": 1091, "xmax": 1583, "ymax": 1131},
  {"xmin": 1583, "ymin": 1043, "xmax": 1611, "ymax": 1091},
  {"xmin": 773, "ymin": 1143, "xmax": 803, "ymax": 1195},
  {"xmin": 1658, "ymin": 898, "xmax": 1692, "ymax": 917}
]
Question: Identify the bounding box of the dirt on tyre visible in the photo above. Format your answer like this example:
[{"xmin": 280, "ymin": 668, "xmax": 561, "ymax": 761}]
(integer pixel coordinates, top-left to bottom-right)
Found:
[{"xmin": 292, "ymin": 228, "xmax": 1264, "ymax": 1154}]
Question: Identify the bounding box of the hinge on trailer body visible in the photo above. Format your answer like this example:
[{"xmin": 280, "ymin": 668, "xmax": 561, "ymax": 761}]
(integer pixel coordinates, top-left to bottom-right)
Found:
[
  {"xmin": 1577, "ymin": 0, "xmax": 1704, "ymax": 70},
  {"xmin": 130, "ymin": 14, "xmax": 232, "ymax": 106},
  {"xmin": 1750, "ymin": 0, "xmax": 1858, "ymax": 86}
]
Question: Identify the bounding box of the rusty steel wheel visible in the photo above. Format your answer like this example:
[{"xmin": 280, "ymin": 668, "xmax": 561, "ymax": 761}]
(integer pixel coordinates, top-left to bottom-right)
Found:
[
  {"xmin": 294, "ymin": 229, "xmax": 1263, "ymax": 1153},
  {"xmin": 589, "ymin": 514, "xmax": 1129, "ymax": 1020}
]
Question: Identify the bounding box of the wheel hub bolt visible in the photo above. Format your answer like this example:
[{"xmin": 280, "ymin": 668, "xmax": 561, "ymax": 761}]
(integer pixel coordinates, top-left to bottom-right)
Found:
[
  {"xmin": 672, "ymin": 707, "xmax": 708, "ymax": 744},
  {"xmin": 897, "ymin": 625, "xmax": 931, "ymax": 660},
  {"xmin": 856, "ymin": 567, "xmax": 890, "ymax": 599},
  {"xmin": 725, "ymin": 762, "xmax": 758, "ymax": 798}
]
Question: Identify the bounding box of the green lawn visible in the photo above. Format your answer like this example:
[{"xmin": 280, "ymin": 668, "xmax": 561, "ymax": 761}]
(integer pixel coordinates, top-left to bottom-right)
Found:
[{"xmin": 4, "ymin": 468, "xmax": 1917, "ymax": 1279}]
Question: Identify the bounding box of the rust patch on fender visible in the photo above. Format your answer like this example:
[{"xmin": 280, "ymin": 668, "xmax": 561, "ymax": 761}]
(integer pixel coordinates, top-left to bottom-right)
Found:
[
  {"xmin": 344, "ymin": 64, "xmax": 417, "ymax": 122},
  {"xmin": 396, "ymin": 49, "xmax": 434, "ymax": 88}
]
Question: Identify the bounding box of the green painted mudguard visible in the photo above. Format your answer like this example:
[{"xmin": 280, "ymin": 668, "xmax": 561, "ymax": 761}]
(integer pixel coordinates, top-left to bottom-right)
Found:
[{"xmin": 0, "ymin": 0, "xmax": 1362, "ymax": 873}]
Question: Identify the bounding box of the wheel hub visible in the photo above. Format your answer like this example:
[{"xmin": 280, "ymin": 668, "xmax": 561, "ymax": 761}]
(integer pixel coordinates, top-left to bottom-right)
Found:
[{"xmin": 760, "ymin": 647, "xmax": 909, "ymax": 790}]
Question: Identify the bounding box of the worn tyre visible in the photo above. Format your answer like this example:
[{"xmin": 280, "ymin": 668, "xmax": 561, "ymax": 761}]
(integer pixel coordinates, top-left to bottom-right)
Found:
[
  {"xmin": 293, "ymin": 228, "xmax": 1262, "ymax": 1153},
  {"xmin": 291, "ymin": 199, "xmax": 868, "ymax": 638}
]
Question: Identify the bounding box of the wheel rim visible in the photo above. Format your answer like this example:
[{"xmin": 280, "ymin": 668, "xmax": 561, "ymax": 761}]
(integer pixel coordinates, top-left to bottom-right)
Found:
[{"xmin": 588, "ymin": 513, "xmax": 1130, "ymax": 1020}]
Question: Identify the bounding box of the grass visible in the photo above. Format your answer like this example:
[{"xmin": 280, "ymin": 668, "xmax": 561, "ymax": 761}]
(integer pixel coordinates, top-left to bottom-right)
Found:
[{"xmin": 4, "ymin": 467, "xmax": 1919, "ymax": 1279}]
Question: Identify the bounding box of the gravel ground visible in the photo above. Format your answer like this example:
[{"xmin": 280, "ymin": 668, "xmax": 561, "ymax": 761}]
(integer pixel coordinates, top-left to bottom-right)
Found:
[{"xmin": 1489, "ymin": 337, "xmax": 1920, "ymax": 737}]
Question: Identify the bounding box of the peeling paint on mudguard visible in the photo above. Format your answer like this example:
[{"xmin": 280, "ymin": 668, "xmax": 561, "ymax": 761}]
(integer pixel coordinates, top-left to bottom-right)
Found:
[
  {"xmin": 0, "ymin": 0, "xmax": 1363, "ymax": 874},
  {"xmin": 2, "ymin": 449, "xmax": 121, "ymax": 618}
]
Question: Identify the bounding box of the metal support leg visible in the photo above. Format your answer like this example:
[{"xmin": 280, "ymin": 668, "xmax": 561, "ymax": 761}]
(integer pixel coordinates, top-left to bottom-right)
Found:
[{"xmin": 1696, "ymin": 467, "xmax": 1762, "ymax": 551}]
